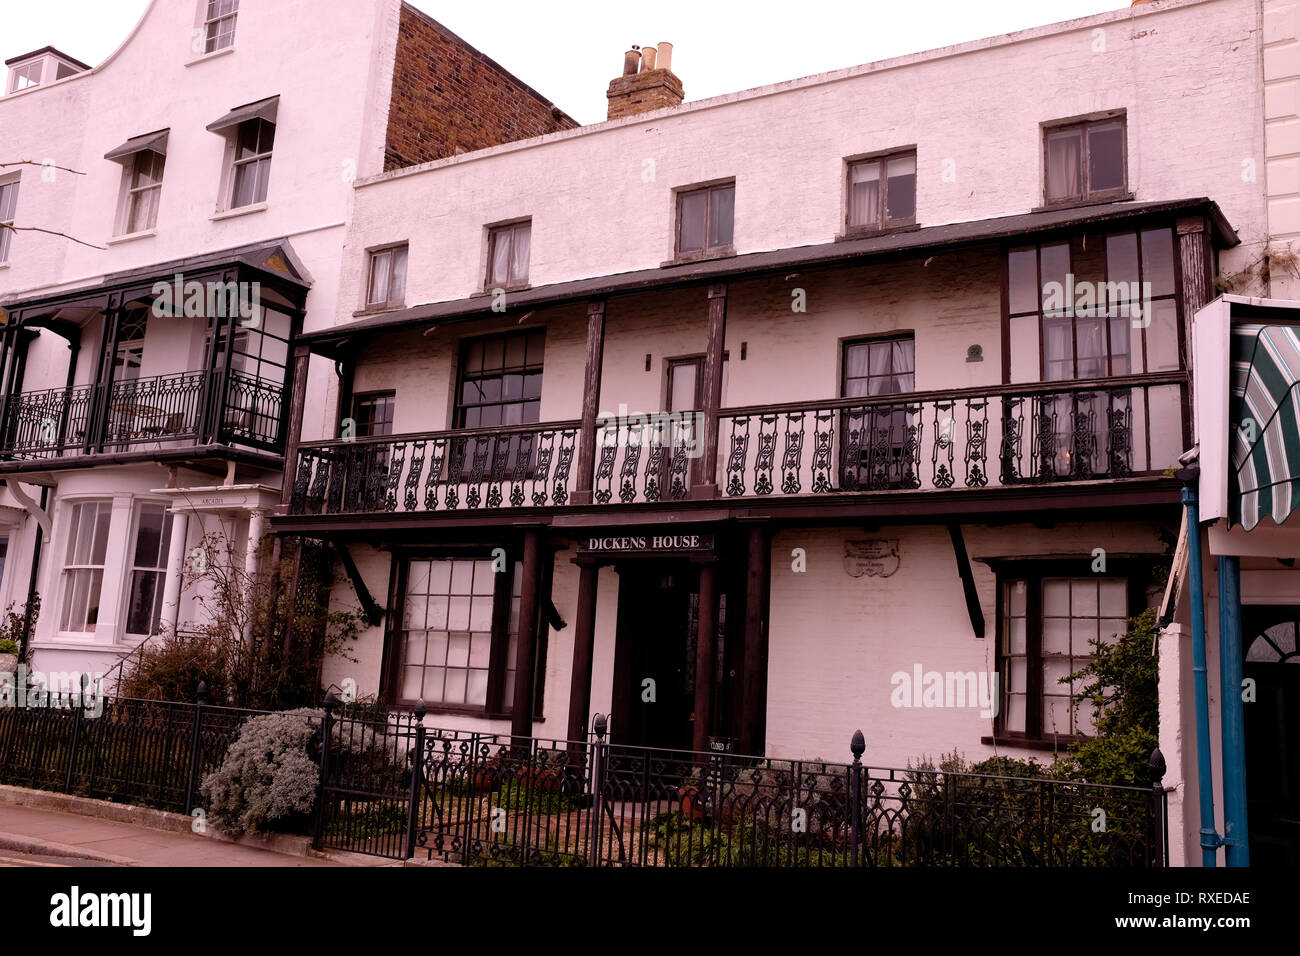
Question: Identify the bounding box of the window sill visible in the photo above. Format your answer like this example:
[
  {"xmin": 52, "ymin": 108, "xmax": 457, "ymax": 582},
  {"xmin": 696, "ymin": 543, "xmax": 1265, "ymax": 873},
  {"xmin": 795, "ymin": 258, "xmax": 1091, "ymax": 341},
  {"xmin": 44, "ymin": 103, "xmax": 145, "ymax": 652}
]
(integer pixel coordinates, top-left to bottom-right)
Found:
[
  {"xmin": 981, "ymin": 734, "xmax": 1086, "ymax": 751},
  {"xmin": 352, "ymin": 302, "xmax": 407, "ymax": 317},
  {"xmin": 392, "ymin": 702, "xmax": 545, "ymax": 723},
  {"xmin": 662, "ymin": 245, "xmax": 737, "ymax": 268},
  {"xmin": 106, "ymin": 229, "xmax": 157, "ymax": 246},
  {"xmin": 476, "ymin": 283, "xmax": 531, "ymax": 296},
  {"xmin": 211, "ymin": 202, "xmax": 267, "ymax": 222},
  {"xmin": 1032, "ymin": 192, "xmax": 1135, "ymax": 215},
  {"xmin": 836, "ymin": 222, "xmax": 920, "ymax": 242},
  {"xmin": 185, "ymin": 46, "xmax": 235, "ymax": 68}
]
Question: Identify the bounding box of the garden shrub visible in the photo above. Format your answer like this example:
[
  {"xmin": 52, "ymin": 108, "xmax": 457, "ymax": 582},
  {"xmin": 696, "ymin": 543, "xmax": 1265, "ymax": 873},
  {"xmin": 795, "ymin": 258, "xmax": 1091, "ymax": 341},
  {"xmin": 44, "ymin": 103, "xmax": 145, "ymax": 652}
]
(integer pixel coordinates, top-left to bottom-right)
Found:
[{"xmin": 200, "ymin": 708, "xmax": 322, "ymax": 836}]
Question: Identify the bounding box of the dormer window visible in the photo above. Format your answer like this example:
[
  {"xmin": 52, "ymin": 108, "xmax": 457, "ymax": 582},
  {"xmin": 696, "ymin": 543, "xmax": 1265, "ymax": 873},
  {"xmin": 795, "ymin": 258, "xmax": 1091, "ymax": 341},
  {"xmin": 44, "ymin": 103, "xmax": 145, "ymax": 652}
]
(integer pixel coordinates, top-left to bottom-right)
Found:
[
  {"xmin": 4, "ymin": 47, "xmax": 90, "ymax": 95},
  {"xmin": 8, "ymin": 62, "xmax": 41, "ymax": 93}
]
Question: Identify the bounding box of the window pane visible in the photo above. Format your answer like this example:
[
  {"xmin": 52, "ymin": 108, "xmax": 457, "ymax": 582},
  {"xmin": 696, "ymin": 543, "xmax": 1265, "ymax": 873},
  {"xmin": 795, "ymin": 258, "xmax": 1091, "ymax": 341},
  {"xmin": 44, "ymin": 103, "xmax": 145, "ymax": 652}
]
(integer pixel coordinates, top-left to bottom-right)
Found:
[
  {"xmin": 1040, "ymin": 243, "xmax": 1071, "ymax": 313},
  {"xmin": 133, "ymin": 504, "xmax": 166, "ymax": 566},
  {"xmin": 1147, "ymin": 299, "xmax": 1180, "ymax": 372},
  {"xmin": 885, "ymin": 154, "xmax": 916, "ymax": 221},
  {"xmin": 679, "ymin": 190, "xmax": 707, "ymax": 252},
  {"xmin": 708, "ymin": 186, "xmax": 734, "ymax": 247},
  {"xmin": 1088, "ymin": 123, "xmax": 1125, "ymax": 192},
  {"xmin": 489, "ymin": 230, "xmax": 511, "ymax": 285},
  {"xmin": 1099, "ymin": 579, "xmax": 1127, "ymax": 616},
  {"xmin": 1008, "ymin": 247, "xmax": 1038, "ymax": 315},
  {"xmin": 1045, "ymin": 129, "xmax": 1082, "ymax": 201},
  {"xmin": 509, "ymin": 223, "xmax": 531, "ymax": 283},
  {"xmin": 1140, "ymin": 228, "xmax": 1176, "ymax": 299},
  {"xmin": 368, "ymin": 250, "xmax": 391, "ymax": 305},
  {"xmin": 848, "ymin": 161, "xmax": 881, "ymax": 227},
  {"xmin": 1043, "ymin": 617, "xmax": 1070, "ymax": 656},
  {"xmin": 1043, "ymin": 579, "xmax": 1070, "ymax": 616},
  {"xmin": 1008, "ymin": 313, "xmax": 1040, "ymax": 384}
]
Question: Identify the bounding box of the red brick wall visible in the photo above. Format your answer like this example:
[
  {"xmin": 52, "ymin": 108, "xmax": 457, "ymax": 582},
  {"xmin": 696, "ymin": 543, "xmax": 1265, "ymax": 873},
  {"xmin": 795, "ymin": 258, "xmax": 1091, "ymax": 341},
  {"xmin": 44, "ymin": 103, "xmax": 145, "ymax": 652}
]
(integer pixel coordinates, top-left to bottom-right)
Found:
[{"xmin": 384, "ymin": 4, "xmax": 578, "ymax": 171}]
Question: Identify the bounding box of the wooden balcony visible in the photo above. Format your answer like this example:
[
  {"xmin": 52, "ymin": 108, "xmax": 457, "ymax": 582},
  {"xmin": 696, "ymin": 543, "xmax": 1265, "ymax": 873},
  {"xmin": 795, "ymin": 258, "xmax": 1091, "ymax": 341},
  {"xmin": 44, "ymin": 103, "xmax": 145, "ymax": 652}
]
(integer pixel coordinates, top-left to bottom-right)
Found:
[{"xmin": 288, "ymin": 372, "xmax": 1188, "ymax": 519}]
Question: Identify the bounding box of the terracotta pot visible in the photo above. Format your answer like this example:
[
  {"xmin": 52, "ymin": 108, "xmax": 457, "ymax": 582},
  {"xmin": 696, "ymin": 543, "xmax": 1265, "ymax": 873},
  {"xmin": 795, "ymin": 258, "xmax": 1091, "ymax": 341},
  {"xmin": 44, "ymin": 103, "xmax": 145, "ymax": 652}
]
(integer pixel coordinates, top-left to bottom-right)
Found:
[{"xmin": 678, "ymin": 785, "xmax": 705, "ymax": 821}]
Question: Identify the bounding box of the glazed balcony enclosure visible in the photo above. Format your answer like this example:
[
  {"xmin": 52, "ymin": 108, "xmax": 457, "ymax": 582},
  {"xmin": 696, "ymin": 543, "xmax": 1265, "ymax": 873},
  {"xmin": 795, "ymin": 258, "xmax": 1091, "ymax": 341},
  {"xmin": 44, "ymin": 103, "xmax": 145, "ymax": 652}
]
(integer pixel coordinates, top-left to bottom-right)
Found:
[
  {"xmin": 283, "ymin": 199, "xmax": 1232, "ymax": 524},
  {"xmin": 0, "ymin": 242, "xmax": 307, "ymax": 473}
]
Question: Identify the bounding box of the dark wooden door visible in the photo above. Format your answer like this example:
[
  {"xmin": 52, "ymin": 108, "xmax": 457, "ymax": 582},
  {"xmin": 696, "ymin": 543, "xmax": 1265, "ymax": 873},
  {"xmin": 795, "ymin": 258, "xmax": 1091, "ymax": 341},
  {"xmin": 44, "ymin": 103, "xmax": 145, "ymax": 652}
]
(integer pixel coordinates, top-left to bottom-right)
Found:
[
  {"xmin": 1243, "ymin": 607, "xmax": 1300, "ymax": 865},
  {"xmin": 611, "ymin": 562, "xmax": 699, "ymax": 751}
]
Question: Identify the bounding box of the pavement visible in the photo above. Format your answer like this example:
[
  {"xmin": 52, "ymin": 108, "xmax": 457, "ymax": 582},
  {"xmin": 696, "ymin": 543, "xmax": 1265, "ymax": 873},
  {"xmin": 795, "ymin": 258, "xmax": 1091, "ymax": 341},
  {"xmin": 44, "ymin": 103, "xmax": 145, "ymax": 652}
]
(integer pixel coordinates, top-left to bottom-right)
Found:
[{"xmin": 0, "ymin": 802, "xmax": 353, "ymax": 867}]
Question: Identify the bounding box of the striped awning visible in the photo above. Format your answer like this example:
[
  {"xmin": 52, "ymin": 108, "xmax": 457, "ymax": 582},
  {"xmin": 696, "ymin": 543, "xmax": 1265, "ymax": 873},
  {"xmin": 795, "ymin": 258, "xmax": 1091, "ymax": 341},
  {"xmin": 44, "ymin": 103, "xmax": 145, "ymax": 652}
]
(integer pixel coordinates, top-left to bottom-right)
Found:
[{"xmin": 1229, "ymin": 323, "xmax": 1300, "ymax": 529}]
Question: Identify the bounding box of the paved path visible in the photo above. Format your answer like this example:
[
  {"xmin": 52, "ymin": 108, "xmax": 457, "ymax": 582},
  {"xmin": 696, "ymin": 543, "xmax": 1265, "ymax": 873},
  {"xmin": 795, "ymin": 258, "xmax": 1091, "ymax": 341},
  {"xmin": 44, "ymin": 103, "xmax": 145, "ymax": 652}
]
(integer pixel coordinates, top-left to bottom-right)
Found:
[{"xmin": 0, "ymin": 804, "xmax": 339, "ymax": 866}]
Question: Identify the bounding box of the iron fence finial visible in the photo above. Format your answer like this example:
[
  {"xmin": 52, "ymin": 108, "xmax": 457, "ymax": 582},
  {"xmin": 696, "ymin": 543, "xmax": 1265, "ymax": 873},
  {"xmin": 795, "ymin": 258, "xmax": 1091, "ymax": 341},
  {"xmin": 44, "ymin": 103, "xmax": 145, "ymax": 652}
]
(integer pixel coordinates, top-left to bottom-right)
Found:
[
  {"xmin": 850, "ymin": 729, "xmax": 865, "ymax": 761},
  {"xmin": 1149, "ymin": 747, "xmax": 1166, "ymax": 783},
  {"xmin": 414, "ymin": 699, "xmax": 426, "ymax": 720}
]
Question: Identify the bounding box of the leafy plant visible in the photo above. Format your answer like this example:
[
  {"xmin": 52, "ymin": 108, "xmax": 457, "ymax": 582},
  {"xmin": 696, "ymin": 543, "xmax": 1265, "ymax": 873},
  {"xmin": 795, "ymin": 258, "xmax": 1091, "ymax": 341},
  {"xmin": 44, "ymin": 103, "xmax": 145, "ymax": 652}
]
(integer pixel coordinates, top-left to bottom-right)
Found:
[
  {"xmin": 1057, "ymin": 607, "xmax": 1160, "ymax": 787},
  {"xmin": 0, "ymin": 596, "xmax": 40, "ymax": 664},
  {"xmin": 120, "ymin": 533, "xmax": 368, "ymax": 709}
]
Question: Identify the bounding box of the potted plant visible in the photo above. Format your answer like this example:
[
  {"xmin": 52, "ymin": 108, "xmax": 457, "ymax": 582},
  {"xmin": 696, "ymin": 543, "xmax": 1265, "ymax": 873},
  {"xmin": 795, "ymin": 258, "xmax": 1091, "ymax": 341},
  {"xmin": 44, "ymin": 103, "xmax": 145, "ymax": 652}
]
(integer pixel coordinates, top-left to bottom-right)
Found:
[{"xmin": 0, "ymin": 637, "xmax": 17, "ymax": 675}]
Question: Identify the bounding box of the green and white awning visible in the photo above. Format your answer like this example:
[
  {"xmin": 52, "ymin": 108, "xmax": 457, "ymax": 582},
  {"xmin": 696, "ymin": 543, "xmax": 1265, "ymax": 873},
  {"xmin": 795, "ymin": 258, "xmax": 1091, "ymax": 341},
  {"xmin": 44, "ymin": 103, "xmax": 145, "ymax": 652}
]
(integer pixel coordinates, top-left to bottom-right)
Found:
[{"xmin": 1230, "ymin": 323, "xmax": 1300, "ymax": 530}]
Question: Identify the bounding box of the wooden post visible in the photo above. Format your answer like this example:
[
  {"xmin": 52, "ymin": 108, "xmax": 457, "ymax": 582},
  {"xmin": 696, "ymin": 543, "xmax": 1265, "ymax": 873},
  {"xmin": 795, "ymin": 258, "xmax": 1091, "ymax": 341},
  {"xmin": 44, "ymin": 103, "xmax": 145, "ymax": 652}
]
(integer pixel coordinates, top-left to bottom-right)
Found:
[
  {"xmin": 740, "ymin": 525, "xmax": 770, "ymax": 754},
  {"xmin": 1176, "ymin": 216, "xmax": 1212, "ymax": 316},
  {"xmin": 571, "ymin": 300, "xmax": 606, "ymax": 505},
  {"xmin": 694, "ymin": 284, "xmax": 727, "ymax": 498},
  {"xmin": 510, "ymin": 529, "xmax": 543, "ymax": 740},
  {"xmin": 565, "ymin": 562, "xmax": 600, "ymax": 743},
  {"xmin": 692, "ymin": 563, "xmax": 718, "ymax": 753},
  {"xmin": 280, "ymin": 343, "xmax": 312, "ymax": 506}
]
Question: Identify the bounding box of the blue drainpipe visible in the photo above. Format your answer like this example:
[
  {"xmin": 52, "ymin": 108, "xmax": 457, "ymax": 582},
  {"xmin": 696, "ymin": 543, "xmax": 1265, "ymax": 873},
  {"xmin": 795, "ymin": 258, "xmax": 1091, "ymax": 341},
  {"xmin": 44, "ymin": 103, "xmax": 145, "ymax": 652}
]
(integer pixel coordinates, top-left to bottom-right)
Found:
[
  {"xmin": 1217, "ymin": 555, "xmax": 1250, "ymax": 865},
  {"xmin": 1183, "ymin": 485, "xmax": 1223, "ymax": 866}
]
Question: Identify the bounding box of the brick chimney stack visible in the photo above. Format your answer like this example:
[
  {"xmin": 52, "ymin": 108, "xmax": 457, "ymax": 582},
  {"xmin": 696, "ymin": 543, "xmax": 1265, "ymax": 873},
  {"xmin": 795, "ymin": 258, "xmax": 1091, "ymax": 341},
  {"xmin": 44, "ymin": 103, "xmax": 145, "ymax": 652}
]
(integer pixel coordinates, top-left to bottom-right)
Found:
[{"xmin": 607, "ymin": 42, "xmax": 683, "ymax": 120}]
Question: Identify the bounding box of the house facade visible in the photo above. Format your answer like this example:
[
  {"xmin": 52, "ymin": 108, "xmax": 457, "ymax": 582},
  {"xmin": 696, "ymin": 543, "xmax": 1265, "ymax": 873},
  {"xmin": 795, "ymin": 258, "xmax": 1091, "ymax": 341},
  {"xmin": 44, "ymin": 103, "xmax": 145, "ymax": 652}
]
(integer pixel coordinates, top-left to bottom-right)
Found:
[
  {"xmin": 0, "ymin": 0, "xmax": 573, "ymax": 686},
  {"xmin": 269, "ymin": 0, "xmax": 1290, "ymax": 866}
]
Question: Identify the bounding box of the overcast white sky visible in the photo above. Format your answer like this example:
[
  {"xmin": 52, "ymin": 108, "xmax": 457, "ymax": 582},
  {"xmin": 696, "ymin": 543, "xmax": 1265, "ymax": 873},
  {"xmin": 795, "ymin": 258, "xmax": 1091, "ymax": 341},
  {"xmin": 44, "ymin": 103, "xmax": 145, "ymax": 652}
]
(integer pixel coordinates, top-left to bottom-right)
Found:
[{"xmin": 5, "ymin": 0, "xmax": 1131, "ymax": 124}]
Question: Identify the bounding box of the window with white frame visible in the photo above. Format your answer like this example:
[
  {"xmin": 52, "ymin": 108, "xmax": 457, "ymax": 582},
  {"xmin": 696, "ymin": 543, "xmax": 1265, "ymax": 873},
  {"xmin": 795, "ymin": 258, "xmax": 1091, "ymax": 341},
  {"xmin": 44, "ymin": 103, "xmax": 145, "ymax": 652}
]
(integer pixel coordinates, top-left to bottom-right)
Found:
[
  {"xmin": 125, "ymin": 503, "xmax": 173, "ymax": 637},
  {"xmin": 230, "ymin": 118, "xmax": 274, "ymax": 208},
  {"xmin": 7, "ymin": 61, "xmax": 42, "ymax": 94},
  {"xmin": 366, "ymin": 244, "xmax": 408, "ymax": 309},
  {"xmin": 0, "ymin": 177, "xmax": 19, "ymax": 264},
  {"xmin": 122, "ymin": 150, "xmax": 165, "ymax": 234},
  {"xmin": 202, "ymin": 0, "xmax": 239, "ymax": 54},
  {"xmin": 59, "ymin": 501, "xmax": 112, "ymax": 634}
]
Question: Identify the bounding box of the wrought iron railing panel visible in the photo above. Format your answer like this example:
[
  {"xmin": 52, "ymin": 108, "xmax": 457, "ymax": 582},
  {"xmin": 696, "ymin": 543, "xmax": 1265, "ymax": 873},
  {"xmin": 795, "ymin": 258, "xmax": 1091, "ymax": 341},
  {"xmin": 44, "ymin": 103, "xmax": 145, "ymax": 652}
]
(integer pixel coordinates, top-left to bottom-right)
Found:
[
  {"xmin": 0, "ymin": 368, "xmax": 289, "ymax": 459},
  {"xmin": 292, "ymin": 423, "xmax": 581, "ymax": 516},
  {"xmin": 719, "ymin": 375, "xmax": 1185, "ymax": 498}
]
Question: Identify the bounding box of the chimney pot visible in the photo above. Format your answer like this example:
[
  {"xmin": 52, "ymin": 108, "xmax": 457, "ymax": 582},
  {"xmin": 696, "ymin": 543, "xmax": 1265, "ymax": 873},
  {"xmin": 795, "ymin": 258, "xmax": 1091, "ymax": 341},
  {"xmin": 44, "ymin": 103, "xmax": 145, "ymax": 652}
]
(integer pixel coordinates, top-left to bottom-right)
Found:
[
  {"xmin": 640, "ymin": 46, "xmax": 657, "ymax": 71},
  {"xmin": 656, "ymin": 42, "xmax": 673, "ymax": 74},
  {"xmin": 622, "ymin": 47, "xmax": 641, "ymax": 76}
]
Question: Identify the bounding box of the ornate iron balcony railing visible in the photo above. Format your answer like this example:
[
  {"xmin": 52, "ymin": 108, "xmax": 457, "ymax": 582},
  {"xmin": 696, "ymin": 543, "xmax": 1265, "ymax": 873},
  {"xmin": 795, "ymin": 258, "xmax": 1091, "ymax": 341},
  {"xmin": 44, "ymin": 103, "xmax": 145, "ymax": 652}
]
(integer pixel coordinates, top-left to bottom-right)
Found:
[
  {"xmin": 288, "ymin": 373, "xmax": 1187, "ymax": 517},
  {"xmin": 0, "ymin": 368, "xmax": 288, "ymax": 460},
  {"xmin": 291, "ymin": 421, "xmax": 581, "ymax": 515}
]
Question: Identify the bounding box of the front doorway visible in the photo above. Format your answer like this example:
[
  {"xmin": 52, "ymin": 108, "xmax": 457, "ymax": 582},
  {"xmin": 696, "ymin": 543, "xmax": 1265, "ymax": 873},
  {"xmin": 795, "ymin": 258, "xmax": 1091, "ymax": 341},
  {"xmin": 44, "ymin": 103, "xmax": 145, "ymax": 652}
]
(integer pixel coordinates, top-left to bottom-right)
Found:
[
  {"xmin": 609, "ymin": 559, "xmax": 740, "ymax": 752},
  {"xmin": 1242, "ymin": 606, "xmax": 1300, "ymax": 865}
]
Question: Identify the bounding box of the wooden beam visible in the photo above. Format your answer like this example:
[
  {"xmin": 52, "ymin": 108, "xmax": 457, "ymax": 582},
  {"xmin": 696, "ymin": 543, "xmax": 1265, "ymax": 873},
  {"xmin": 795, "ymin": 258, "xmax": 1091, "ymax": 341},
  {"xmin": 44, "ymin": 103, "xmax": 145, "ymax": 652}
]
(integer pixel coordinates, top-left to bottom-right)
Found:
[
  {"xmin": 510, "ymin": 529, "xmax": 543, "ymax": 739},
  {"xmin": 692, "ymin": 564, "xmax": 718, "ymax": 752},
  {"xmin": 331, "ymin": 537, "xmax": 383, "ymax": 626},
  {"xmin": 565, "ymin": 563, "xmax": 600, "ymax": 743},
  {"xmin": 694, "ymin": 284, "xmax": 727, "ymax": 498},
  {"xmin": 280, "ymin": 343, "xmax": 312, "ymax": 506},
  {"xmin": 740, "ymin": 525, "xmax": 770, "ymax": 754},
  {"xmin": 571, "ymin": 299, "xmax": 606, "ymax": 505},
  {"xmin": 946, "ymin": 523, "xmax": 986, "ymax": 639}
]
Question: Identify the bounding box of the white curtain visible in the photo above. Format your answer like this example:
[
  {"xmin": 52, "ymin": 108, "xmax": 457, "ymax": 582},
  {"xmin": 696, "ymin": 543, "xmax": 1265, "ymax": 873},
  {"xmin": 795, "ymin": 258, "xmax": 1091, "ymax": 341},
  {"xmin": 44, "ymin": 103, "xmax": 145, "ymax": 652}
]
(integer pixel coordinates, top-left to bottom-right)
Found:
[
  {"xmin": 509, "ymin": 224, "xmax": 531, "ymax": 283},
  {"xmin": 1046, "ymin": 131, "xmax": 1081, "ymax": 200},
  {"xmin": 849, "ymin": 162, "xmax": 881, "ymax": 227}
]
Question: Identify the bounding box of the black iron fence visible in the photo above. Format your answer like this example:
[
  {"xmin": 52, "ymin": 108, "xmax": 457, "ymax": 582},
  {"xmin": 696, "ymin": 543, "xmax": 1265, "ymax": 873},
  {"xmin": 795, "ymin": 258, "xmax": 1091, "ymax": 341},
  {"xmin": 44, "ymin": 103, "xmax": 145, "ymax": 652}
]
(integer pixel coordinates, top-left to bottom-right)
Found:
[
  {"xmin": 0, "ymin": 691, "xmax": 266, "ymax": 814},
  {"xmin": 318, "ymin": 707, "xmax": 1169, "ymax": 867},
  {"xmin": 0, "ymin": 692, "xmax": 1168, "ymax": 866}
]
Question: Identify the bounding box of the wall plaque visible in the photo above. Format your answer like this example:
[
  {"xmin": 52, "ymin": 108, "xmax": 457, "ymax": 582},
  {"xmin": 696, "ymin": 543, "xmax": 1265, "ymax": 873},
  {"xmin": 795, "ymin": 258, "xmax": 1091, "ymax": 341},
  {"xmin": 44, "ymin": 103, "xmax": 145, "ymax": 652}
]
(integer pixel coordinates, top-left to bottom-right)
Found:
[{"xmin": 844, "ymin": 539, "xmax": 900, "ymax": 578}]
